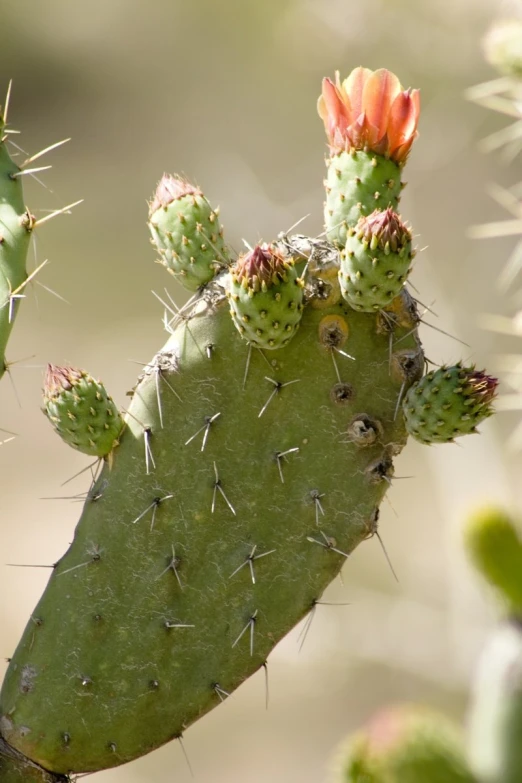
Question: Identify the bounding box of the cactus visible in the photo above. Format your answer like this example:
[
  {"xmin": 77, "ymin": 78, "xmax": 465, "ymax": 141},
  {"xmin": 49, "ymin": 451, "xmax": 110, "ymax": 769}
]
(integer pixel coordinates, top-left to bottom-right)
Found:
[
  {"xmin": 0, "ymin": 86, "xmax": 33, "ymax": 383},
  {"xmin": 339, "ymin": 207, "xmax": 413, "ymax": 312},
  {"xmin": 226, "ymin": 243, "xmax": 304, "ymax": 349},
  {"xmin": 464, "ymin": 508, "xmax": 522, "ymax": 783},
  {"xmin": 148, "ymin": 173, "xmax": 230, "ymax": 290},
  {"xmin": 43, "ymin": 364, "xmax": 124, "ymax": 458},
  {"xmin": 402, "ymin": 364, "xmax": 498, "ymax": 444},
  {"xmin": 334, "ymin": 704, "xmax": 475, "ymax": 783},
  {"xmin": 318, "ymin": 67, "xmax": 420, "ymax": 248},
  {"xmin": 0, "ymin": 66, "xmax": 496, "ymax": 782}
]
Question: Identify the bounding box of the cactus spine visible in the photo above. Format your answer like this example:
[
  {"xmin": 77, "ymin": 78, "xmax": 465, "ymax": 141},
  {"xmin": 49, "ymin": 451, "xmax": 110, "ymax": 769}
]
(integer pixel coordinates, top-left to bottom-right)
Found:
[
  {"xmin": 0, "ymin": 66, "xmax": 495, "ymax": 781},
  {"xmin": 0, "ymin": 88, "xmax": 33, "ymax": 382}
]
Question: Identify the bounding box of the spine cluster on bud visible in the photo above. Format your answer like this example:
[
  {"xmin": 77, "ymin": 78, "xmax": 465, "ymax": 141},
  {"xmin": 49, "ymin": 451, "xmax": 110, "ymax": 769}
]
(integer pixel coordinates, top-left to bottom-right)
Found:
[
  {"xmin": 148, "ymin": 174, "xmax": 229, "ymax": 291},
  {"xmin": 43, "ymin": 364, "xmax": 123, "ymax": 457},
  {"xmin": 225, "ymin": 243, "xmax": 304, "ymax": 349}
]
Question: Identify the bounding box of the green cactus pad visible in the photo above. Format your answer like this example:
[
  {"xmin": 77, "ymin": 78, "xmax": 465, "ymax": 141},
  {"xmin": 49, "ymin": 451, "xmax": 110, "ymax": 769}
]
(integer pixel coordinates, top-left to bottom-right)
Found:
[
  {"xmin": 339, "ymin": 208, "xmax": 413, "ymax": 312},
  {"xmin": 0, "ymin": 100, "xmax": 33, "ymax": 382},
  {"xmin": 43, "ymin": 364, "xmax": 123, "ymax": 458},
  {"xmin": 148, "ymin": 174, "xmax": 229, "ymax": 291},
  {"xmin": 1, "ymin": 244, "xmax": 423, "ymax": 775},
  {"xmin": 464, "ymin": 507, "xmax": 522, "ymax": 615},
  {"xmin": 324, "ymin": 151, "xmax": 403, "ymax": 249},
  {"xmin": 402, "ymin": 364, "xmax": 498, "ymax": 444},
  {"xmin": 337, "ymin": 704, "xmax": 475, "ymax": 783},
  {"xmin": 226, "ymin": 244, "xmax": 304, "ymax": 349}
]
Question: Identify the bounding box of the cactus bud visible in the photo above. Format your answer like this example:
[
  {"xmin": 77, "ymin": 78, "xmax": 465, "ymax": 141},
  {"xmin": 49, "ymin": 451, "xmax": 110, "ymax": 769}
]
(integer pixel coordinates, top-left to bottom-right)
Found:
[
  {"xmin": 226, "ymin": 243, "xmax": 304, "ymax": 349},
  {"xmin": 318, "ymin": 67, "xmax": 420, "ymax": 164},
  {"xmin": 402, "ymin": 364, "xmax": 498, "ymax": 444},
  {"xmin": 148, "ymin": 174, "xmax": 229, "ymax": 291},
  {"xmin": 464, "ymin": 507, "xmax": 522, "ymax": 614},
  {"xmin": 336, "ymin": 705, "xmax": 474, "ymax": 783},
  {"xmin": 339, "ymin": 207, "xmax": 413, "ymax": 311},
  {"xmin": 43, "ymin": 364, "xmax": 123, "ymax": 457}
]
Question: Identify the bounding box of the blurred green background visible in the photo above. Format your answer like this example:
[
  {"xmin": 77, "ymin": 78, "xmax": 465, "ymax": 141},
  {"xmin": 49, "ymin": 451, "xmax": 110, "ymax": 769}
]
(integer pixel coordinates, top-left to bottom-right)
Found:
[{"xmin": 0, "ymin": 0, "xmax": 520, "ymax": 780}]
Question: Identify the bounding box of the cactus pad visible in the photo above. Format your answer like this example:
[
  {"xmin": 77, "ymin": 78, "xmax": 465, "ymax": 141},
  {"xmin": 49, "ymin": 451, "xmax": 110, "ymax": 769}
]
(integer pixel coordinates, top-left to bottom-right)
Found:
[
  {"xmin": 225, "ymin": 243, "xmax": 304, "ymax": 349},
  {"xmin": 148, "ymin": 174, "xmax": 229, "ymax": 291},
  {"xmin": 1, "ymin": 244, "xmax": 423, "ymax": 775},
  {"xmin": 402, "ymin": 364, "xmax": 498, "ymax": 444},
  {"xmin": 43, "ymin": 364, "xmax": 123, "ymax": 457},
  {"xmin": 339, "ymin": 208, "xmax": 413, "ymax": 311},
  {"xmin": 324, "ymin": 151, "xmax": 403, "ymax": 247}
]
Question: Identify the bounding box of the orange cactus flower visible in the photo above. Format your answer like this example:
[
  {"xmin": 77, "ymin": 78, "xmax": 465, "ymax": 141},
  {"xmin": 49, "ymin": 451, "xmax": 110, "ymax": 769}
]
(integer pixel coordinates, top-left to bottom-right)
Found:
[{"xmin": 318, "ymin": 67, "xmax": 420, "ymax": 164}]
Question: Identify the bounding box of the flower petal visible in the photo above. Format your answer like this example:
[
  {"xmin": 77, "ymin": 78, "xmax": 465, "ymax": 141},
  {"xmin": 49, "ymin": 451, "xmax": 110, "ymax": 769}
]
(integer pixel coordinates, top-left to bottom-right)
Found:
[
  {"xmin": 318, "ymin": 77, "xmax": 351, "ymax": 140},
  {"xmin": 361, "ymin": 69, "xmax": 402, "ymax": 143},
  {"xmin": 388, "ymin": 89, "xmax": 421, "ymax": 152},
  {"xmin": 342, "ymin": 67, "xmax": 372, "ymax": 119}
]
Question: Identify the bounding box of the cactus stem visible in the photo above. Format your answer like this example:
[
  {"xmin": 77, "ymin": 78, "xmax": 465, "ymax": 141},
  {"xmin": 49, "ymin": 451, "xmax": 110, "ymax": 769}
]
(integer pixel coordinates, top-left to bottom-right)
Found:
[
  {"xmin": 258, "ymin": 376, "xmax": 301, "ymax": 418},
  {"xmin": 232, "ymin": 610, "xmax": 258, "ymax": 656},
  {"xmin": 229, "ymin": 545, "xmax": 277, "ymax": 584},
  {"xmin": 32, "ymin": 199, "xmax": 83, "ymax": 228},
  {"xmin": 275, "ymin": 446, "xmax": 300, "ymax": 483},
  {"xmin": 184, "ymin": 411, "xmax": 221, "ymax": 450}
]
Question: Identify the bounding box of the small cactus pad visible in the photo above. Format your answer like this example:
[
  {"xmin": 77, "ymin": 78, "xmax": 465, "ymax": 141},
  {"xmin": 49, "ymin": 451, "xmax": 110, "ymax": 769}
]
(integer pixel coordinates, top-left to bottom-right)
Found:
[
  {"xmin": 324, "ymin": 151, "xmax": 403, "ymax": 247},
  {"xmin": 402, "ymin": 364, "xmax": 498, "ymax": 444},
  {"xmin": 464, "ymin": 507, "xmax": 522, "ymax": 615},
  {"xmin": 318, "ymin": 68, "xmax": 420, "ymax": 248},
  {"xmin": 337, "ymin": 704, "xmax": 475, "ymax": 783},
  {"xmin": 0, "ymin": 97, "xmax": 33, "ymax": 382},
  {"xmin": 148, "ymin": 174, "xmax": 229, "ymax": 291},
  {"xmin": 225, "ymin": 243, "xmax": 304, "ymax": 349},
  {"xmin": 43, "ymin": 364, "xmax": 123, "ymax": 457},
  {"xmin": 339, "ymin": 208, "xmax": 413, "ymax": 311}
]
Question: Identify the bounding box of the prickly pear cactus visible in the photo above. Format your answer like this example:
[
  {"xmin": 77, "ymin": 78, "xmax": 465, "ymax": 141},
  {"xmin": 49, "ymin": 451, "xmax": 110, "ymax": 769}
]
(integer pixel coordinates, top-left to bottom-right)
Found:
[
  {"xmin": 318, "ymin": 68, "xmax": 420, "ymax": 248},
  {"xmin": 0, "ymin": 88, "xmax": 33, "ymax": 383},
  {"xmin": 226, "ymin": 243, "xmax": 304, "ymax": 349},
  {"xmin": 148, "ymin": 174, "xmax": 230, "ymax": 290},
  {"xmin": 43, "ymin": 364, "xmax": 123, "ymax": 457},
  {"xmin": 0, "ymin": 66, "xmax": 496, "ymax": 782},
  {"xmin": 334, "ymin": 704, "xmax": 475, "ymax": 783},
  {"xmin": 402, "ymin": 364, "xmax": 498, "ymax": 445}
]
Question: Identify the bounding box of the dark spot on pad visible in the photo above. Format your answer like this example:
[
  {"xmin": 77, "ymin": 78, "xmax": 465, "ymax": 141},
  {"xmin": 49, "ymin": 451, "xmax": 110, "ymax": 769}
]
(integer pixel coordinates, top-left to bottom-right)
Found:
[{"xmin": 330, "ymin": 382, "xmax": 354, "ymax": 405}]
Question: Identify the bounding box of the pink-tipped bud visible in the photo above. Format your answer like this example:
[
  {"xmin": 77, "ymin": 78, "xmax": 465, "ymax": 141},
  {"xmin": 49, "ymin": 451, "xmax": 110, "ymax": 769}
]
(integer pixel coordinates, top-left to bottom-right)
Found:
[{"xmin": 149, "ymin": 174, "xmax": 201, "ymax": 215}]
